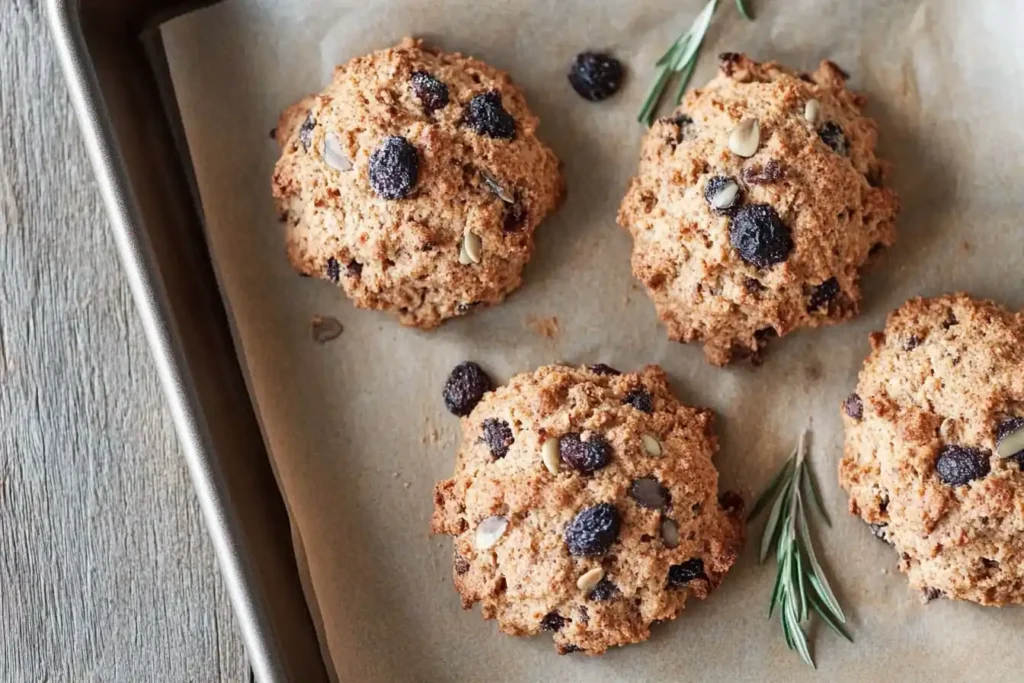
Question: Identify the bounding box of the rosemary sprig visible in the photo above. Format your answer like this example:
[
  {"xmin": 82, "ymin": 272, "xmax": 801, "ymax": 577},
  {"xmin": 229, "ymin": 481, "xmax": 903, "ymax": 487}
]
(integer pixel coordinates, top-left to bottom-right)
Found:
[
  {"xmin": 749, "ymin": 431, "xmax": 851, "ymax": 668},
  {"xmin": 637, "ymin": 0, "xmax": 755, "ymax": 126}
]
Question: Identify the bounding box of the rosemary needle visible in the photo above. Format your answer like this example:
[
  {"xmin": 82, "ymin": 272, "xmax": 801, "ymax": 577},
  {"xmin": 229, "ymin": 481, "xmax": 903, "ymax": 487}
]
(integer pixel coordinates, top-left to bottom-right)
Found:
[{"xmin": 750, "ymin": 430, "xmax": 851, "ymax": 668}]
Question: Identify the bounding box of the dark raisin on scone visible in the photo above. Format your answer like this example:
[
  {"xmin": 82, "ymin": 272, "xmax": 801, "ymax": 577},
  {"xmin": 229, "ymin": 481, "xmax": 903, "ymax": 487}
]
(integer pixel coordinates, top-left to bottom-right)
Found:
[
  {"xmin": 272, "ymin": 37, "xmax": 564, "ymax": 329},
  {"xmin": 618, "ymin": 53, "xmax": 899, "ymax": 365},
  {"xmin": 431, "ymin": 364, "xmax": 744, "ymax": 654},
  {"xmin": 839, "ymin": 294, "xmax": 1024, "ymax": 605}
]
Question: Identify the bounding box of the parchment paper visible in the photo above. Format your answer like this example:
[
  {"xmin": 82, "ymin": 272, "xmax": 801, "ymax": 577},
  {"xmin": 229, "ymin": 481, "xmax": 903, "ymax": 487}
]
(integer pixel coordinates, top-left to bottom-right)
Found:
[{"xmin": 161, "ymin": 1, "xmax": 1024, "ymax": 680}]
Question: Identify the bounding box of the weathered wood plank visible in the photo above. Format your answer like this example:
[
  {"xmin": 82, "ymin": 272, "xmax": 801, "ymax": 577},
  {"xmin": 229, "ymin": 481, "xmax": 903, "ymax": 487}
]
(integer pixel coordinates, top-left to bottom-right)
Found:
[{"xmin": 0, "ymin": 1, "xmax": 248, "ymax": 679}]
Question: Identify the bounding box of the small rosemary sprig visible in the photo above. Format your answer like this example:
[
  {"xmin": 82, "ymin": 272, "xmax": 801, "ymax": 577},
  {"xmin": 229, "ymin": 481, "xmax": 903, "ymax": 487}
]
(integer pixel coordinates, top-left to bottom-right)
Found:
[
  {"xmin": 749, "ymin": 430, "xmax": 851, "ymax": 668},
  {"xmin": 637, "ymin": 0, "xmax": 754, "ymax": 126}
]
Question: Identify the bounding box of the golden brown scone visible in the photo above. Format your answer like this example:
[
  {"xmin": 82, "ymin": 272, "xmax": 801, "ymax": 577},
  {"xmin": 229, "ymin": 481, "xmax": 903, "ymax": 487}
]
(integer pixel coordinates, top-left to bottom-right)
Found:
[
  {"xmin": 272, "ymin": 38, "xmax": 563, "ymax": 328},
  {"xmin": 431, "ymin": 363, "xmax": 744, "ymax": 654},
  {"xmin": 618, "ymin": 53, "xmax": 899, "ymax": 365},
  {"xmin": 839, "ymin": 294, "xmax": 1024, "ymax": 605}
]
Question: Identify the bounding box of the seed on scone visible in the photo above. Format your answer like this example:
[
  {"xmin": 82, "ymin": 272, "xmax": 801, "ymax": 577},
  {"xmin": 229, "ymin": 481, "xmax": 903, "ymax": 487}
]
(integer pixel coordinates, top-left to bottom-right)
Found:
[
  {"xmin": 804, "ymin": 99, "xmax": 821, "ymax": 124},
  {"xmin": 588, "ymin": 577, "xmax": 617, "ymax": 601},
  {"xmin": 325, "ymin": 257, "xmax": 341, "ymax": 283},
  {"xmin": 410, "ymin": 71, "xmax": 450, "ymax": 113},
  {"xmin": 660, "ymin": 518, "xmax": 680, "ymax": 548},
  {"xmin": 588, "ymin": 363, "xmax": 621, "ymax": 376},
  {"xmin": 565, "ymin": 503, "xmax": 621, "ymax": 556},
  {"xmin": 704, "ymin": 176, "xmax": 741, "ymax": 212},
  {"xmin": 443, "ymin": 361, "xmax": 493, "ymax": 416},
  {"xmin": 843, "ymin": 393, "xmax": 864, "ymax": 420},
  {"xmin": 539, "ymin": 612, "xmax": 567, "ymax": 631},
  {"xmin": 818, "ymin": 121, "xmax": 848, "ymax": 155},
  {"xmin": 480, "ymin": 169, "xmax": 514, "ymax": 203},
  {"xmin": 630, "ymin": 477, "xmax": 669, "ymax": 510},
  {"xmin": 808, "ymin": 277, "xmax": 841, "ymax": 312},
  {"xmin": 475, "ymin": 515, "xmax": 509, "ymax": 550},
  {"xmin": 624, "ymin": 388, "xmax": 654, "ymax": 413},
  {"xmin": 299, "ymin": 113, "xmax": 315, "ymax": 151},
  {"xmin": 935, "ymin": 444, "xmax": 990, "ymax": 487},
  {"xmin": 727, "ymin": 118, "xmax": 760, "ymax": 157},
  {"xmin": 576, "ymin": 566, "xmax": 606, "ymax": 593},
  {"xmin": 567, "ymin": 52, "xmax": 624, "ymax": 102},
  {"xmin": 481, "ymin": 418, "xmax": 514, "ymax": 458},
  {"xmin": 369, "ymin": 136, "xmax": 419, "ymax": 199},
  {"xmin": 459, "ymin": 227, "xmax": 483, "ymax": 265},
  {"xmin": 465, "ymin": 91, "xmax": 516, "ymax": 139},
  {"xmin": 995, "ymin": 418, "xmax": 1024, "ymax": 460},
  {"xmin": 729, "ymin": 204, "xmax": 794, "ymax": 268},
  {"xmin": 641, "ymin": 433, "xmax": 662, "ymax": 457},
  {"xmin": 323, "ymin": 132, "xmax": 352, "ymax": 172},
  {"xmin": 559, "ymin": 432, "xmax": 612, "ymax": 474},
  {"xmin": 541, "ymin": 437, "xmax": 561, "ymax": 475},
  {"xmin": 668, "ymin": 558, "xmax": 706, "ymax": 587}
]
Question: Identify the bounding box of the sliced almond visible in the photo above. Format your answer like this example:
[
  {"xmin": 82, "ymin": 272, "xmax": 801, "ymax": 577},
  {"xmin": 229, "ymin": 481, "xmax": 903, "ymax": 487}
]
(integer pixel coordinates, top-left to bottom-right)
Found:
[
  {"xmin": 641, "ymin": 433, "xmax": 662, "ymax": 457},
  {"xmin": 661, "ymin": 518, "xmax": 680, "ymax": 549},
  {"xmin": 997, "ymin": 423, "xmax": 1024, "ymax": 458},
  {"xmin": 728, "ymin": 118, "xmax": 760, "ymax": 158},
  {"xmin": 462, "ymin": 228, "xmax": 482, "ymax": 264},
  {"xmin": 576, "ymin": 566, "xmax": 605, "ymax": 593},
  {"xmin": 804, "ymin": 99, "xmax": 821, "ymax": 124},
  {"xmin": 474, "ymin": 516, "xmax": 509, "ymax": 550},
  {"xmin": 322, "ymin": 132, "xmax": 352, "ymax": 171},
  {"xmin": 541, "ymin": 438, "xmax": 560, "ymax": 475}
]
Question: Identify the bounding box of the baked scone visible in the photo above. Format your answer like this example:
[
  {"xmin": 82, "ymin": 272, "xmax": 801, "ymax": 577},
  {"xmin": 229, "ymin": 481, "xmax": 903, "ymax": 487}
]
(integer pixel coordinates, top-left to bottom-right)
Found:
[
  {"xmin": 839, "ymin": 294, "xmax": 1024, "ymax": 605},
  {"xmin": 272, "ymin": 38, "xmax": 563, "ymax": 328},
  {"xmin": 431, "ymin": 363, "xmax": 744, "ymax": 654},
  {"xmin": 618, "ymin": 53, "xmax": 899, "ymax": 365}
]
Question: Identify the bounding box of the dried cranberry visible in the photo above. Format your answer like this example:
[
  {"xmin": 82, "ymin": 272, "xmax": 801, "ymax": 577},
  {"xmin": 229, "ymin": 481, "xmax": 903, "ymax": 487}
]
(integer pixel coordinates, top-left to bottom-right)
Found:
[
  {"xmin": 808, "ymin": 277, "xmax": 840, "ymax": 312},
  {"xmin": 568, "ymin": 52, "xmax": 624, "ymax": 102},
  {"xmin": 410, "ymin": 71, "xmax": 449, "ymax": 113},
  {"xmin": 624, "ymin": 388, "xmax": 654, "ymax": 413},
  {"xmin": 565, "ymin": 503, "xmax": 621, "ymax": 556},
  {"xmin": 935, "ymin": 445, "xmax": 990, "ymax": 487},
  {"xmin": 442, "ymin": 362, "xmax": 493, "ymax": 416},
  {"xmin": 843, "ymin": 393, "xmax": 863, "ymax": 420},
  {"xmin": 668, "ymin": 558, "xmax": 706, "ymax": 587},
  {"xmin": 369, "ymin": 136, "xmax": 419, "ymax": 200},
  {"xmin": 559, "ymin": 432, "xmax": 612, "ymax": 474},
  {"xmin": 481, "ymin": 418, "xmax": 514, "ymax": 458},
  {"xmin": 729, "ymin": 204, "xmax": 793, "ymax": 268},
  {"xmin": 465, "ymin": 91, "xmax": 516, "ymax": 139}
]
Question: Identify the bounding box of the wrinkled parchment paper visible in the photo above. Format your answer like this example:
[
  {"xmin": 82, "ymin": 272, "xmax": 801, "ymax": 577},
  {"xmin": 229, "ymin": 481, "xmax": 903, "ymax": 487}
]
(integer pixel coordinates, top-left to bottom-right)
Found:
[{"xmin": 162, "ymin": 1, "xmax": 1024, "ymax": 680}]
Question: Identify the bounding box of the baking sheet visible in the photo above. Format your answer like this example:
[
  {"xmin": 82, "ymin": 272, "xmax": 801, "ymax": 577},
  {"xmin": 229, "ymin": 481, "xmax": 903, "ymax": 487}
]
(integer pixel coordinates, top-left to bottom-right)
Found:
[{"xmin": 161, "ymin": 0, "xmax": 1024, "ymax": 680}]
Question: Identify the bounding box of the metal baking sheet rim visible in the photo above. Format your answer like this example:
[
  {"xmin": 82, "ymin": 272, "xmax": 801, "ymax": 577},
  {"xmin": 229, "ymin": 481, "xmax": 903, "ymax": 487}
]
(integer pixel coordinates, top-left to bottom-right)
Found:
[{"xmin": 44, "ymin": 1, "xmax": 329, "ymax": 681}]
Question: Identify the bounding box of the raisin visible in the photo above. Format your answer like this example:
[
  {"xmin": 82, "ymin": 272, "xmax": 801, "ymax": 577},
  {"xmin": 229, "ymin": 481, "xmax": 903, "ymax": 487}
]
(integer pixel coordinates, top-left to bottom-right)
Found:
[
  {"xmin": 454, "ymin": 555, "xmax": 471, "ymax": 574},
  {"xmin": 369, "ymin": 136, "xmax": 419, "ymax": 200},
  {"xmin": 744, "ymin": 278, "xmax": 765, "ymax": 294},
  {"xmin": 299, "ymin": 113, "xmax": 315, "ymax": 151},
  {"xmin": 346, "ymin": 260, "xmax": 363, "ymax": 278},
  {"xmin": 742, "ymin": 159, "xmax": 785, "ymax": 185},
  {"xmin": 903, "ymin": 335, "xmax": 920, "ymax": 351},
  {"xmin": 704, "ymin": 175, "xmax": 741, "ymax": 214},
  {"xmin": 588, "ymin": 577, "xmax": 617, "ymax": 601},
  {"xmin": 718, "ymin": 490, "xmax": 745, "ymax": 515},
  {"xmin": 565, "ymin": 503, "xmax": 621, "ymax": 556},
  {"xmin": 540, "ymin": 612, "xmax": 567, "ymax": 631},
  {"xmin": 503, "ymin": 201, "xmax": 528, "ymax": 233},
  {"xmin": 325, "ymin": 257, "xmax": 341, "ymax": 283},
  {"xmin": 465, "ymin": 91, "xmax": 516, "ymax": 139},
  {"xmin": 808, "ymin": 277, "xmax": 840, "ymax": 312},
  {"xmin": 481, "ymin": 418, "xmax": 514, "ymax": 458},
  {"xmin": 660, "ymin": 113, "xmax": 693, "ymax": 145},
  {"xmin": 935, "ymin": 445, "xmax": 990, "ymax": 487},
  {"xmin": 624, "ymin": 388, "xmax": 654, "ymax": 413},
  {"xmin": 818, "ymin": 121, "xmax": 848, "ymax": 155},
  {"xmin": 588, "ymin": 363, "xmax": 621, "ymax": 376},
  {"xmin": 729, "ymin": 204, "xmax": 793, "ymax": 268},
  {"xmin": 667, "ymin": 558, "xmax": 706, "ymax": 588},
  {"xmin": 843, "ymin": 393, "xmax": 863, "ymax": 420},
  {"xmin": 442, "ymin": 362, "xmax": 493, "ymax": 416},
  {"xmin": 567, "ymin": 52, "xmax": 624, "ymax": 102},
  {"xmin": 410, "ymin": 71, "xmax": 449, "ymax": 113},
  {"xmin": 629, "ymin": 477, "xmax": 669, "ymax": 510},
  {"xmin": 559, "ymin": 432, "xmax": 612, "ymax": 474},
  {"xmin": 996, "ymin": 417, "xmax": 1024, "ymax": 465}
]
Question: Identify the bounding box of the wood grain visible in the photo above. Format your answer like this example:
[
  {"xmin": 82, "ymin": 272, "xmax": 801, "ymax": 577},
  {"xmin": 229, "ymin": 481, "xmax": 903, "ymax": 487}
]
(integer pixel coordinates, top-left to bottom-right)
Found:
[{"xmin": 0, "ymin": 1, "xmax": 248, "ymax": 679}]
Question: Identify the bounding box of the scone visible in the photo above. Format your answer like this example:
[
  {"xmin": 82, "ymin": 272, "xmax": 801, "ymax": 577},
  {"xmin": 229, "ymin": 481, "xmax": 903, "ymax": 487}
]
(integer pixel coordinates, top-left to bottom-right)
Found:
[
  {"xmin": 618, "ymin": 53, "xmax": 899, "ymax": 365},
  {"xmin": 272, "ymin": 38, "xmax": 563, "ymax": 328},
  {"xmin": 431, "ymin": 363, "xmax": 744, "ymax": 654},
  {"xmin": 839, "ymin": 294, "xmax": 1024, "ymax": 605}
]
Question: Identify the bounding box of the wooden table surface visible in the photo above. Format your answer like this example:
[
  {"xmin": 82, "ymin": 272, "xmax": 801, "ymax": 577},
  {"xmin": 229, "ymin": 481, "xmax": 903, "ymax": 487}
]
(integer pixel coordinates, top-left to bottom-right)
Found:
[{"xmin": 0, "ymin": 2, "xmax": 248, "ymax": 679}]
